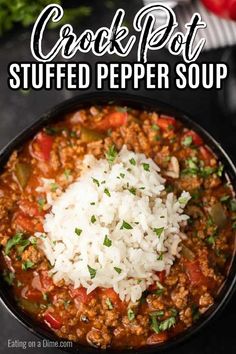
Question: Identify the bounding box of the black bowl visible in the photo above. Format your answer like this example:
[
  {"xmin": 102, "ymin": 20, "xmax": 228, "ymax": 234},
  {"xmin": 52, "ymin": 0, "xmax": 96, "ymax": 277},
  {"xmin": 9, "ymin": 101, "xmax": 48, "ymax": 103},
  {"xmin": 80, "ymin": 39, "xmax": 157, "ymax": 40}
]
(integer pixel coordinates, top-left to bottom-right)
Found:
[{"xmin": 0, "ymin": 92, "xmax": 236, "ymax": 354}]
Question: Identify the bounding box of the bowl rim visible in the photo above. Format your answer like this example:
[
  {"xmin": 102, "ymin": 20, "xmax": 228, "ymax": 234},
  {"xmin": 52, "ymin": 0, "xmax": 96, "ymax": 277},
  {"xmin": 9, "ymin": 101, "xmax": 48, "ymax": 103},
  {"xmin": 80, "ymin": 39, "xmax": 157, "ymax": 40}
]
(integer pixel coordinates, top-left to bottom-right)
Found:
[{"xmin": 0, "ymin": 92, "xmax": 236, "ymax": 354}]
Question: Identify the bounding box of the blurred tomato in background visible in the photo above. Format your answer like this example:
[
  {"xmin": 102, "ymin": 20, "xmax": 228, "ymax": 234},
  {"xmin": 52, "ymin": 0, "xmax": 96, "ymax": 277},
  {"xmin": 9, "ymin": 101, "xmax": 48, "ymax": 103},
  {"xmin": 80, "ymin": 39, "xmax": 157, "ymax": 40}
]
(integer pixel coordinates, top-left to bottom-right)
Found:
[{"xmin": 201, "ymin": 0, "xmax": 236, "ymax": 20}]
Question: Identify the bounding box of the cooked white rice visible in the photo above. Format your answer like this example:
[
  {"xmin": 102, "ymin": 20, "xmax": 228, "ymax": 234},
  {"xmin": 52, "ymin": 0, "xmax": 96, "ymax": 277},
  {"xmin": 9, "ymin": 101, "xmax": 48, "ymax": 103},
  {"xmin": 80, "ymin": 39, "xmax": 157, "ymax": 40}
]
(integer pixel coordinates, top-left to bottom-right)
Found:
[{"xmin": 36, "ymin": 146, "xmax": 191, "ymax": 303}]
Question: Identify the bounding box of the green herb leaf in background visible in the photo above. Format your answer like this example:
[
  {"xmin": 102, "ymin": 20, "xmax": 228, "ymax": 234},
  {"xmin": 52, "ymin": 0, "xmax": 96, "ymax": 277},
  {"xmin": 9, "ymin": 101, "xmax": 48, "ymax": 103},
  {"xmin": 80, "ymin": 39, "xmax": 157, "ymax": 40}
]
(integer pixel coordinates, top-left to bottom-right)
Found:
[{"xmin": 0, "ymin": 1, "xmax": 92, "ymax": 36}]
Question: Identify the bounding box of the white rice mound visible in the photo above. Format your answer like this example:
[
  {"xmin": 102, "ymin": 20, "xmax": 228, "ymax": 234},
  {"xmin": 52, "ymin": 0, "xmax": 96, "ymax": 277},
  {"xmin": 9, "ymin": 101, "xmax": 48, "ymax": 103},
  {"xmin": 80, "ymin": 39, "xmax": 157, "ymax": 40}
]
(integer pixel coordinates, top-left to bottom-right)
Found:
[{"xmin": 36, "ymin": 146, "xmax": 191, "ymax": 303}]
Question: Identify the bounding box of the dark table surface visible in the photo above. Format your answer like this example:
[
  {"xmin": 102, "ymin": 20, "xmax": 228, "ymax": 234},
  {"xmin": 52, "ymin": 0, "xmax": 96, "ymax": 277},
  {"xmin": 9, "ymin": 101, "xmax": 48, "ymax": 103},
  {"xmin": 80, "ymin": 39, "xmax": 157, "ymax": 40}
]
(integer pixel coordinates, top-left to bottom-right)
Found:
[{"xmin": 0, "ymin": 1, "xmax": 235, "ymax": 353}]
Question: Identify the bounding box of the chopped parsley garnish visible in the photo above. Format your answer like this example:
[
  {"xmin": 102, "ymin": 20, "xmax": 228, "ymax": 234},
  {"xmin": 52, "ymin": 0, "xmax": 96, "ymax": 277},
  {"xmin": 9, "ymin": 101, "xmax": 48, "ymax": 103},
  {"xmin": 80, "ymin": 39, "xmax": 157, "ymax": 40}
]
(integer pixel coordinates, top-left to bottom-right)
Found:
[
  {"xmin": 104, "ymin": 188, "xmax": 111, "ymax": 197},
  {"xmin": 87, "ymin": 265, "xmax": 96, "ymax": 279},
  {"xmin": 169, "ymin": 308, "xmax": 178, "ymax": 317},
  {"xmin": 114, "ymin": 267, "xmax": 122, "ymax": 274},
  {"xmin": 30, "ymin": 237, "xmax": 37, "ymax": 245},
  {"xmin": 220, "ymin": 195, "xmax": 230, "ymax": 203},
  {"xmin": 37, "ymin": 197, "xmax": 46, "ymax": 211},
  {"xmin": 128, "ymin": 187, "xmax": 136, "ymax": 195},
  {"xmin": 106, "ymin": 145, "xmax": 117, "ymax": 164},
  {"xmin": 91, "ymin": 215, "xmax": 96, "ymax": 224},
  {"xmin": 191, "ymin": 304, "xmax": 201, "ymax": 321},
  {"xmin": 165, "ymin": 185, "xmax": 173, "ymax": 193},
  {"xmin": 142, "ymin": 163, "xmax": 150, "ymax": 171},
  {"xmin": 151, "ymin": 310, "xmax": 164, "ymax": 318},
  {"xmin": 151, "ymin": 124, "xmax": 159, "ymax": 131},
  {"xmin": 50, "ymin": 183, "xmax": 59, "ymax": 192},
  {"xmin": 182, "ymin": 157, "xmax": 199, "ymax": 176},
  {"xmin": 5, "ymin": 233, "xmax": 23, "ymax": 255},
  {"xmin": 140, "ymin": 292, "xmax": 148, "ymax": 304},
  {"xmin": 150, "ymin": 313, "xmax": 160, "ymax": 333},
  {"xmin": 103, "ymin": 235, "xmax": 112, "ymax": 247},
  {"xmin": 153, "ymin": 227, "xmax": 164, "ymax": 237},
  {"xmin": 168, "ymin": 124, "xmax": 174, "ymax": 130},
  {"xmin": 43, "ymin": 292, "xmax": 49, "ymax": 301},
  {"xmin": 64, "ymin": 169, "xmax": 71, "ymax": 179},
  {"xmin": 127, "ymin": 308, "xmax": 135, "ymax": 321},
  {"xmin": 106, "ymin": 298, "xmax": 113, "ymax": 310},
  {"xmin": 75, "ymin": 228, "xmax": 82, "ymax": 236},
  {"xmin": 206, "ymin": 165, "xmax": 222, "ymax": 177},
  {"xmin": 120, "ymin": 220, "xmax": 133, "ymax": 230},
  {"xmin": 17, "ymin": 280, "xmax": 22, "ymax": 288},
  {"xmin": 120, "ymin": 173, "xmax": 125, "ymax": 179},
  {"xmin": 157, "ymin": 252, "xmax": 163, "ymax": 260},
  {"xmin": 129, "ymin": 158, "xmax": 136, "ymax": 166},
  {"xmin": 150, "ymin": 312, "xmax": 176, "ymax": 333},
  {"xmin": 17, "ymin": 239, "xmax": 31, "ymax": 255},
  {"xmin": 63, "ymin": 300, "xmax": 71, "ymax": 309},
  {"xmin": 182, "ymin": 157, "xmax": 223, "ymax": 179},
  {"xmin": 163, "ymin": 156, "xmax": 171, "ymax": 163},
  {"xmin": 3, "ymin": 270, "xmax": 15, "ymax": 286},
  {"xmin": 178, "ymin": 196, "xmax": 188, "ymax": 205},
  {"xmin": 90, "ymin": 202, "xmax": 95, "ymax": 205},
  {"xmin": 191, "ymin": 190, "xmax": 201, "ymax": 200},
  {"xmin": 217, "ymin": 164, "xmax": 224, "ymax": 177},
  {"xmin": 22, "ymin": 260, "xmax": 35, "ymax": 271},
  {"xmin": 70, "ymin": 130, "xmax": 78, "ymax": 138},
  {"xmin": 182, "ymin": 136, "xmax": 193, "ymax": 147},
  {"xmin": 201, "ymin": 166, "xmax": 215, "ymax": 177},
  {"xmin": 92, "ymin": 177, "xmax": 100, "ymax": 187},
  {"xmin": 207, "ymin": 217, "xmax": 214, "ymax": 227},
  {"xmin": 206, "ymin": 235, "xmax": 215, "ymax": 245},
  {"xmin": 158, "ymin": 316, "xmax": 176, "ymax": 331},
  {"xmin": 155, "ymin": 288, "xmax": 164, "ymax": 296},
  {"xmin": 230, "ymin": 199, "xmax": 236, "ymax": 212},
  {"xmin": 44, "ymin": 127, "xmax": 60, "ymax": 135},
  {"xmin": 215, "ymin": 248, "xmax": 226, "ymax": 259}
]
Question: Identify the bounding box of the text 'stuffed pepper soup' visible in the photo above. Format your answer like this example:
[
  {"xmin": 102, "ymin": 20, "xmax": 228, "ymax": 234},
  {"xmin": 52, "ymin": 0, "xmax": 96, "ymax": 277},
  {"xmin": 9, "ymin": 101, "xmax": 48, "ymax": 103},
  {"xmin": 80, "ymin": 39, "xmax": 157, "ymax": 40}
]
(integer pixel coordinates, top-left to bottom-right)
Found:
[{"xmin": 0, "ymin": 105, "xmax": 235, "ymax": 349}]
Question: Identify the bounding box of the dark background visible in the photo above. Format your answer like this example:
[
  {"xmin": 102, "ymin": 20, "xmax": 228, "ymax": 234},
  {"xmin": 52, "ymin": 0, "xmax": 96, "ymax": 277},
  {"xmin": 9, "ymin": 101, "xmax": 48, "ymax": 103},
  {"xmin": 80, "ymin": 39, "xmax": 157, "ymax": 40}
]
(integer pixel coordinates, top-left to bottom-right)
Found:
[{"xmin": 0, "ymin": 0, "xmax": 235, "ymax": 353}]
